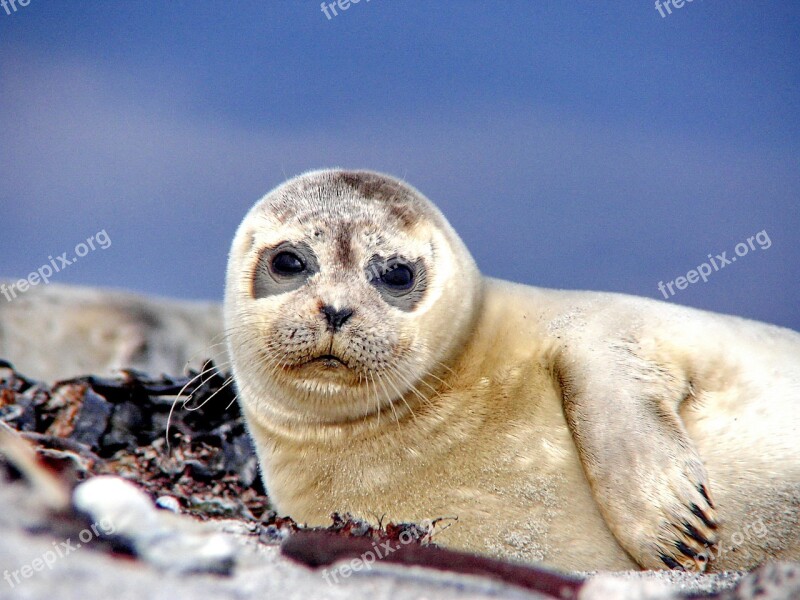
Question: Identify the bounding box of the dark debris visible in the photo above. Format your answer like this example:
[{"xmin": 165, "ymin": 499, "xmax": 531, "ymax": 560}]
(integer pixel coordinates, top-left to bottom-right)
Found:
[
  {"xmin": 0, "ymin": 359, "xmax": 430, "ymax": 548},
  {"xmin": 0, "ymin": 359, "xmax": 267, "ymax": 521}
]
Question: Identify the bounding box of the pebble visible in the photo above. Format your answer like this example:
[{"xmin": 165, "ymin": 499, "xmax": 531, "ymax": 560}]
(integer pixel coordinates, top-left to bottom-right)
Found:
[{"xmin": 156, "ymin": 495, "xmax": 181, "ymax": 513}]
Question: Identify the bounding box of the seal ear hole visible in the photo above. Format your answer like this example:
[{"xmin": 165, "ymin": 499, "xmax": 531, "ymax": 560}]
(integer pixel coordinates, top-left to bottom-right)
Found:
[{"xmin": 252, "ymin": 241, "xmax": 319, "ymax": 299}]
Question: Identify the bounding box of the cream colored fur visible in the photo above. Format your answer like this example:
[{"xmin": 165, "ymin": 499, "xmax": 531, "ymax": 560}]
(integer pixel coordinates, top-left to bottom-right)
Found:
[{"xmin": 225, "ymin": 169, "xmax": 800, "ymax": 572}]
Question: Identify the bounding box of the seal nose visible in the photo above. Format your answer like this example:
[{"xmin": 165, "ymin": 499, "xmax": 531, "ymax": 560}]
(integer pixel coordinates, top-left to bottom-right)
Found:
[{"xmin": 320, "ymin": 305, "xmax": 353, "ymax": 331}]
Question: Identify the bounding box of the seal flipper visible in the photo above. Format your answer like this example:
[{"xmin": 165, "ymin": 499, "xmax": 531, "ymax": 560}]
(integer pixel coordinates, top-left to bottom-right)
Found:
[{"xmin": 556, "ymin": 346, "xmax": 719, "ymax": 571}]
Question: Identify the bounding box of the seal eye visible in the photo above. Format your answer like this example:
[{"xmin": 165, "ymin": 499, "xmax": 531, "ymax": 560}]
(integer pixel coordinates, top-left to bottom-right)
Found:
[
  {"xmin": 272, "ymin": 251, "xmax": 305, "ymax": 275},
  {"xmin": 381, "ymin": 264, "xmax": 414, "ymax": 289},
  {"xmin": 253, "ymin": 242, "xmax": 318, "ymax": 299},
  {"xmin": 367, "ymin": 255, "xmax": 427, "ymax": 311}
]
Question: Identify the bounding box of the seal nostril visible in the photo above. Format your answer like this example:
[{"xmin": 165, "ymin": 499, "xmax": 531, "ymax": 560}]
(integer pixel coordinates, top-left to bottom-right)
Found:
[{"xmin": 320, "ymin": 305, "xmax": 353, "ymax": 331}]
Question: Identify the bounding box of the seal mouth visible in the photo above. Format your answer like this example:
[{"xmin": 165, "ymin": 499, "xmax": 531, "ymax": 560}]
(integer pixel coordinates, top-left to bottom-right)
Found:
[{"xmin": 307, "ymin": 354, "xmax": 348, "ymax": 368}]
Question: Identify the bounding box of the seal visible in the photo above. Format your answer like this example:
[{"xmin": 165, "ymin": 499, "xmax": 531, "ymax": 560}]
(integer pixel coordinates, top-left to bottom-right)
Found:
[{"xmin": 224, "ymin": 169, "xmax": 800, "ymax": 572}]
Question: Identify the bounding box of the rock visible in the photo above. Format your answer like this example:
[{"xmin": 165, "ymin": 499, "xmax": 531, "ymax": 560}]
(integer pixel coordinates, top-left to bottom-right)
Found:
[
  {"xmin": 70, "ymin": 388, "xmax": 113, "ymax": 448},
  {"xmin": 73, "ymin": 476, "xmax": 236, "ymax": 575},
  {"xmin": 724, "ymin": 562, "xmax": 800, "ymax": 600},
  {"xmin": 102, "ymin": 400, "xmax": 146, "ymax": 453},
  {"xmin": 0, "ymin": 282, "xmax": 225, "ymax": 382}
]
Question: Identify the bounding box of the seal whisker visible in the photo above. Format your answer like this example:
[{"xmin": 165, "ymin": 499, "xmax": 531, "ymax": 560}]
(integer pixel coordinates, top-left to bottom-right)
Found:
[
  {"xmin": 166, "ymin": 359, "xmax": 230, "ymax": 447},
  {"xmin": 383, "ymin": 368, "xmax": 418, "ymax": 424},
  {"xmin": 182, "ymin": 375, "xmax": 236, "ymax": 412},
  {"xmin": 387, "ymin": 364, "xmax": 438, "ymax": 414},
  {"xmin": 367, "ymin": 371, "xmax": 382, "ymax": 427},
  {"xmin": 374, "ymin": 371, "xmax": 401, "ymax": 427}
]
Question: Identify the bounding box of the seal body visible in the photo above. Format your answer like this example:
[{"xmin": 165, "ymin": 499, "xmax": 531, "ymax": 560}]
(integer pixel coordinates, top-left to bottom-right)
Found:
[{"xmin": 225, "ymin": 169, "xmax": 800, "ymax": 572}]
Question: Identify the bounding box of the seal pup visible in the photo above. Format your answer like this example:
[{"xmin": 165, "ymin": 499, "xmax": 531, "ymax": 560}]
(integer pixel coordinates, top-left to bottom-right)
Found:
[{"xmin": 224, "ymin": 169, "xmax": 800, "ymax": 572}]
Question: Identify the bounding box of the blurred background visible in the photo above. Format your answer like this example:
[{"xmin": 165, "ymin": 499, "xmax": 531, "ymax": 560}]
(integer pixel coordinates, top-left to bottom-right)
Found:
[{"xmin": 1, "ymin": 1, "xmax": 798, "ymax": 329}]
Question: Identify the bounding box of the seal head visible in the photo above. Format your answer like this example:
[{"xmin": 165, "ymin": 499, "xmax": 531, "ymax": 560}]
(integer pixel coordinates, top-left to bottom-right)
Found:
[{"xmin": 225, "ymin": 169, "xmax": 482, "ymax": 426}]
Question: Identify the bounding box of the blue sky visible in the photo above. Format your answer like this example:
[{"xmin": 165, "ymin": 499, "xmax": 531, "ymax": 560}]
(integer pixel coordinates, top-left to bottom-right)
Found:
[{"xmin": 1, "ymin": 1, "xmax": 798, "ymax": 329}]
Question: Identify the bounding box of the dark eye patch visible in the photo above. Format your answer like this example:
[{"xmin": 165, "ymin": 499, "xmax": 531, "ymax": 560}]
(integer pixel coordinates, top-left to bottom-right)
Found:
[
  {"xmin": 366, "ymin": 255, "xmax": 428, "ymax": 311},
  {"xmin": 252, "ymin": 241, "xmax": 319, "ymax": 298}
]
